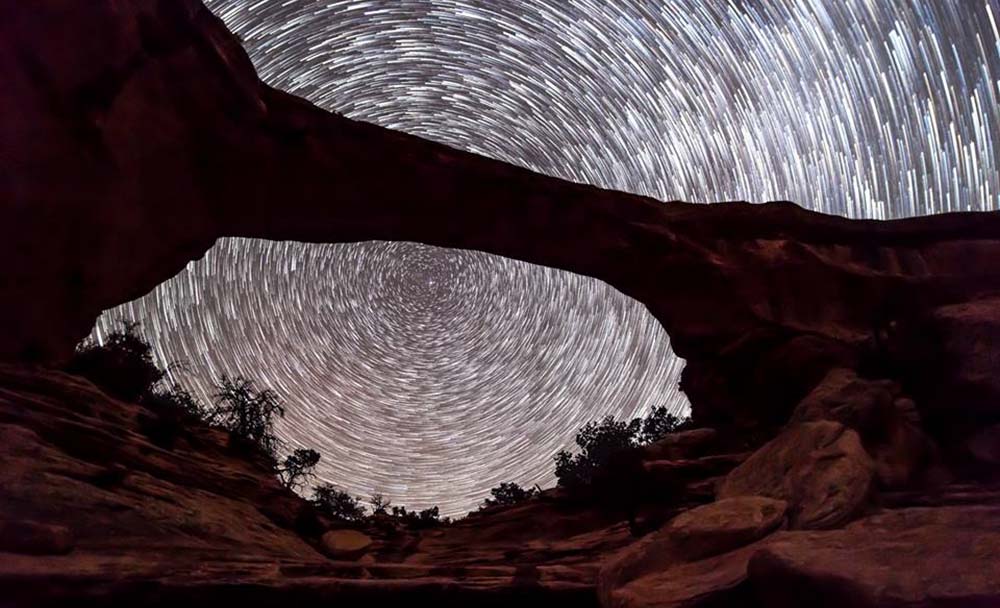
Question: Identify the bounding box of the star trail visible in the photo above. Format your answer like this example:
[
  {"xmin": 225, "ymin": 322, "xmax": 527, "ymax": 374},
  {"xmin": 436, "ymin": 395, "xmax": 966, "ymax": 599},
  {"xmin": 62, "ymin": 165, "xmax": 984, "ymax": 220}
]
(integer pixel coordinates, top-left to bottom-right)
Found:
[{"xmin": 97, "ymin": 0, "xmax": 1000, "ymax": 516}]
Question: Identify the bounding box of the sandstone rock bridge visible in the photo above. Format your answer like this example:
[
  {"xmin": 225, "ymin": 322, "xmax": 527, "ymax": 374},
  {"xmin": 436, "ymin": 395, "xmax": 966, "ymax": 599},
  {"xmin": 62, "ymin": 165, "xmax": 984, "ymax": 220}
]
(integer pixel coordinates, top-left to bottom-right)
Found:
[{"xmin": 5, "ymin": 0, "xmax": 1000, "ymax": 441}]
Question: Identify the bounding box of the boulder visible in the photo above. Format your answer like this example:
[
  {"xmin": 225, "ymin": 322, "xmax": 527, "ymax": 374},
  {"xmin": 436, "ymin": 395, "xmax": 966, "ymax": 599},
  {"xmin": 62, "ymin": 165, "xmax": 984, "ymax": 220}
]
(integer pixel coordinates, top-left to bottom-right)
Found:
[
  {"xmin": 790, "ymin": 368, "xmax": 900, "ymax": 436},
  {"xmin": 642, "ymin": 453, "xmax": 749, "ymax": 486},
  {"xmin": 747, "ymin": 506, "xmax": 1000, "ymax": 607},
  {"xmin": 926, "ymin": 298, "xmax": 1000, "ymax": 422},
  {"xmin": 601, "ymin": 541, "xmax": 766, "ymax": 608},
  {"xmin": 718, "ymin": 421, "xmax": 873, "ymax": 529},
  {"xmin": 666, "ymin": 497, "xmax": 786, "ymax": 560},
  {"xmin": 320, "ymin": 529, "xmax": 373, "ymax": 560},
  {"xmin": 791, "ymin": 368, "xmax": 933, "ymax": 488},
  {"xmin": 642, "ymin": 428, "xmax": 718, "ymax": 461},
  {"xmin": 598, "ymin": 496, "xmax": 786, "ymax": 605}
]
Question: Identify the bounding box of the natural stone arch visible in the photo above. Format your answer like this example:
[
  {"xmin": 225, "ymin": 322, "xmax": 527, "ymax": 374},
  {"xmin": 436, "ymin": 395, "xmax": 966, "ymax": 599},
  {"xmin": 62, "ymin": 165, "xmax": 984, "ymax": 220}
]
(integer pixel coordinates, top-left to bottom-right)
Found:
[{"xmin": 4, "ymin": 0, "xmax": 1000, "ymax": 431}]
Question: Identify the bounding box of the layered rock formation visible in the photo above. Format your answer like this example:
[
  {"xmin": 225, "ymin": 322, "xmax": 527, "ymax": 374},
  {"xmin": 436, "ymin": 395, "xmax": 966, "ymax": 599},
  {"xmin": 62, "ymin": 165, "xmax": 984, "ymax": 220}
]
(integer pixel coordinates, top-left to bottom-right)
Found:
[
  {"xmin": 597, "ymin": 366, "xmax": 1000, "ymax": 607},
  {"xmin": 5, "ymin": 0, "xmax": 1000, "ymax": 441},
  {"xmin": 5, "ymin": 361, "xmax": 997, "ymax": 606},
  {"xmin": 0, "ymin": 364, "xmax": 616, "ymax": 606},
  {"xmin": 3, "ymin": 0, "xmax": 1000, "ymax": 606}
]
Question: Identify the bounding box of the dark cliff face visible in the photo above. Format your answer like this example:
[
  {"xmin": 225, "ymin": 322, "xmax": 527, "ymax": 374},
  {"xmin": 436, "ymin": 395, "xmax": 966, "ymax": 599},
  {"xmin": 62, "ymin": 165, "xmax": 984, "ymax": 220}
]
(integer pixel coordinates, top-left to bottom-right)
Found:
[{"xmin": 4, "ymin": 0, "xmax": 1000, "ymax": 439}]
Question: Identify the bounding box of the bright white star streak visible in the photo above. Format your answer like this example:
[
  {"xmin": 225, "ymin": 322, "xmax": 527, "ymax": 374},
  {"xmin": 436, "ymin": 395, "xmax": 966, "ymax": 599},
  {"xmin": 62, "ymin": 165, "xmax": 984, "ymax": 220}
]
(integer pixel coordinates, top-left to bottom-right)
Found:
[{"xmin": 97, "ymin": 0, "xmax": 1000, "ymax": 516}]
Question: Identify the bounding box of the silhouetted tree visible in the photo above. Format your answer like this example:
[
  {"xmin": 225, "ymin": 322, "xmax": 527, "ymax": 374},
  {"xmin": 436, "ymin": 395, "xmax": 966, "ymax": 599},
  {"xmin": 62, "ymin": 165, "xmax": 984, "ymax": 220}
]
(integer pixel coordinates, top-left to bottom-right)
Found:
[
  {"xmin": 136, "ymin": 384, "xmax": 206, "ymax": 450},
  {"xmin": 480, "ymin": 482, "xmax": 538, "ymax": 509},
  {"xmin": 596, "ymin": 446, "xmax": 648, "ymax": 536},
  {"xmin": 210, "ymin": 375, "xmax": 285, "ymax": 462},
  {"xmin": 312, "ymin": 483, "xmax": 366, "ymax": 522},
  {"xmin": 369, "ymin": 492, "xmax": 391, "ymax": 515},
  {"xmin": 554, "ymin": 409, "xmax": 690, "ymax": 489},
  {"xmin": 639, "ymin": 406, "xmax": 684, "ymax": 444},
  {"xmin": 555, "ymin": 415, "xmax": 641, "ymax": 488},
  {"xmin": 279, "ymin": 448, "xmax": 321, "ymax": 491},
  {"xmin": 67, "ymin": 321, "xmax": 165, "ymax": 402},
  {"xmin": 143, "ymin": 383, "xmax": 204, "ymax": 418},
  {"xmin": 389, "ymin": 505, "xmax": 446, "ymax": 529},
  {"xmin": 417, "ymin": 506, "xmax": 441, "ymax": 527}
]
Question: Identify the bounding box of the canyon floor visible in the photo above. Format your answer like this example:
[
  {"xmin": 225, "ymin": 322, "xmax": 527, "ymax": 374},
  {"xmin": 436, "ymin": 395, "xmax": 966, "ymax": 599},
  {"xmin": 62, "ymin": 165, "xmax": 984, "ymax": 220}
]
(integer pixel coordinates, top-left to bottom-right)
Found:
[{"xmin": 2, "ymin": 363, "xmax": 999, "ymax": 607}]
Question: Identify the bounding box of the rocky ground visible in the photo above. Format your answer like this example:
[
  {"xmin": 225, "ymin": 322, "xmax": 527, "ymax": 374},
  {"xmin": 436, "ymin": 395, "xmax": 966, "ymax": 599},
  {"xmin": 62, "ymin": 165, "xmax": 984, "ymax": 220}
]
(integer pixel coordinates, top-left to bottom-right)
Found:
[
  {"xmin": 0, "ymin": 364, "xmax": 618, "ymax": 606},
  {"xmin": 2, "ymin": 361, "xmax": 998, "ymax": 606}
]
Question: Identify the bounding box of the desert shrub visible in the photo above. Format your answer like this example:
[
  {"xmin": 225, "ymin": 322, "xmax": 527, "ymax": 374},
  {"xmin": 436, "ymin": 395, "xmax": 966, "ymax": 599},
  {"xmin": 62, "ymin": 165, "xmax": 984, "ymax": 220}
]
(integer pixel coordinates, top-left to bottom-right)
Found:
[
  {"xmin": 415, "ymin": 506, "xmax": 445, "ymax": 528},
  {"xmin": 142, "ymin": 383, "xmax": 204, "ymax": 419},
  {"xmin": 363, "ymin": 492, "xmax": 450, "ymax": 529},
  {"xmin": 67, "ymin": 321, "xmax": 165, "ymax": 402},
  {"xmin": 639, "ymin": 406, "xmax": 686, "ymax": 444},
  {"xmin": 555, "ymin": 415, "xmax": 641, "ymax": 488},
  {"xmin": 210, "ymin": 374, "xmax": 285, "ymax": 463},
  {"xmin": 555, "ymin": 408, "xmax": 690, "ymax": 489},
  {"xmin": 133, "ymin": 384, "xmax": 206, "ymax": 450},
  {"xmin": 278, "ymin": 448, "xmax": 321, "ymax": 491},
  {"xmin": 390, "ymin": 505, "xmax": 446, "ymax": 529},
  {"xmin": 369, "ymin": 493, "xmax": 391, "ymax": 515},
  {"xmin": 480, "ymin": 482, "xmax": 539, "ymax": 509},
  {"xmin": 312, "ymin": 483, "xmax": 366, "ymax": 522}
]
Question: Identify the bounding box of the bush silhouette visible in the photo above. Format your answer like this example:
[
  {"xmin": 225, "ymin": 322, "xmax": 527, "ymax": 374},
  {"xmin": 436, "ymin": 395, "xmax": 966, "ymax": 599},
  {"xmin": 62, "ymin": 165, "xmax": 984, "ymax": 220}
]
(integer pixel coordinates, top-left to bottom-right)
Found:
[
  {"xmin": 67, "ymin": 322, "xmax": 207, "ymax": 451},
  {"xmin": 143, "ymin": 383, "xmax": 204, "ymax": 419},
  {"xmin": 639, "ymin": 406, "xmax": 686, "ymax": 444},
  {"xmin": 390, "ymin": 505, "xmax": 446, "ymax": 529},
  {"xmin": 480, "ymin": 482, "xmax": 538, "ymax": 509},
  {"xmin": 68, "ymin": 321, "xmax": 335, "ymax": 496},
  {"xmin": 210, "ymin": 374, "xmax": 285, "ymax": 463},
  {"xmin": 67, "ymin": 321, "xmax": 165, "ymax": 402},
  {"xmin": 555, "ymin": 408, "xmax": 689, "ymax": 489},
  {"xmin": 312, "ymin": 483, "xmax": 366, "ymax": 522},
  {"xmin": 279, "ymin": 448, "xmax": 321, "ymax": 491},
  {"xmin": 369, "ymin": 493, "xmax": 391, "ymax": 515},
  {"xmin": 555, "ymin": 415, "xmax": 641, "ymax": 488}
]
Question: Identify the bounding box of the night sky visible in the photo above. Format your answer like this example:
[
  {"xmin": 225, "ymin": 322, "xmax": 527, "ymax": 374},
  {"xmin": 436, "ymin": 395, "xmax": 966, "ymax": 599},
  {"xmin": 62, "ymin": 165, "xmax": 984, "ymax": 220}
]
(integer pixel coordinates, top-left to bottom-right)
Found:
[{"xmin": 96, "ymin": 0, "xmax": 1000, "ymax": 516}]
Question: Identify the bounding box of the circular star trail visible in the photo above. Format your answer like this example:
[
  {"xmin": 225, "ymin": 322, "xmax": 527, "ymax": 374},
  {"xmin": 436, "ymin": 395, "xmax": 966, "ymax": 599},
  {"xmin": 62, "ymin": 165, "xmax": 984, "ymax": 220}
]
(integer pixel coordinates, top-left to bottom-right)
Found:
[
  {"xmin": 103, "ymin": 240, "xmax": 681, "ymax": 516},
  {"xmin": 98, "ymin": 0, "xmax": 1000, "ymax": 516}
]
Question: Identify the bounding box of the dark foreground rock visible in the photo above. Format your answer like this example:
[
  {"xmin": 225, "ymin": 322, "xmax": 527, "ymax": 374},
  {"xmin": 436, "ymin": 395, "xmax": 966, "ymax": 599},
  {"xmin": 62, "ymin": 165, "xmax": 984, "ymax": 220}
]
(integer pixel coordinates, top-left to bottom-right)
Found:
[
  {"xmin": 3, "ymin": 363, "xmax": 999, "ymax": 607},
  {"xmin": 597, "ymin": 496, "xmax": 788, "ymax": 605},
  {"xmin": 0, "ymin": 365, "xmax": 616, "ymax": 606},
  {"xmin": 749, "ymin": 506, "xmax": 1000, "ymax": 608},
  {"xmin": 718, "ymin": 421, "xmax": 873, "ymax": 529}
]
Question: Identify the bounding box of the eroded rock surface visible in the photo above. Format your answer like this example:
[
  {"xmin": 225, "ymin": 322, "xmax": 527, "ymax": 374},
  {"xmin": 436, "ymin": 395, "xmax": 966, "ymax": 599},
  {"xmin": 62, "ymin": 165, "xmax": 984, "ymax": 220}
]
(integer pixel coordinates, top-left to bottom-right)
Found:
[
  {"xmin": 2, "ymin": 364, "xmax": 999, "ymax": 607},
  {"xmin": 718, "ymin": 421, "xmax": 874, "ymax": 529},
  {"xmin": 748, "ymin": 506, "xmax": 1000, "ymax": 608},
  {"xmin": 0, "ymin": 365, "xmax": 625, "ymax": 606},
  {"xmin": 792, "ymin": 368, "xmax": 933, "ymax": 487},
  {"xmin": 598, "ymin": 496, "xmax": 787, "ymax": 606}
]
